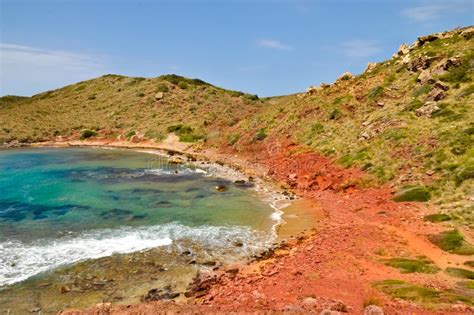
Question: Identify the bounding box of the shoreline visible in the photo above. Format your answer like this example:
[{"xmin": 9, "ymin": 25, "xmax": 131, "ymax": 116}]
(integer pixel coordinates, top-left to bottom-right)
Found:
[
  {"xmin": 0, "ymin": 140, "xmax": 319, "ymax": 312},
  {"xmin": 16, "ymin": 138, "xmax": 317, "ymax": 241},
  {"xmin": 4, "ymin": 138, "xmax": 473, "ymax": 314}
]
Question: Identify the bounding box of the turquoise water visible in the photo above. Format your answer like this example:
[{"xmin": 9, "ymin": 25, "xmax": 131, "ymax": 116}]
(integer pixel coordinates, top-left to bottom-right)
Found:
[{"xmin": 0, "ymin": 148, "xmax": 276, "ymax": 287}]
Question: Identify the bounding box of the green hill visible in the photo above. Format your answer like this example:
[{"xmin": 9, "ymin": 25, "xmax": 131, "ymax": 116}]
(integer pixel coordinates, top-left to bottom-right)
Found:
[{"xmin": 1, "ymin": 26, "xmax": 473, "ymax": 227}]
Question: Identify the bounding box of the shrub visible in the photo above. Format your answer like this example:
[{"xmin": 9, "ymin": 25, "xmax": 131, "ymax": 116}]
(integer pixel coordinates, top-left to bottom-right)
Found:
[
  {"xmin": 167, "ymin": 124, "xmax": 203, "ymax": 143},
  {"xmin": 227, "ymin": 90, "xmax": 244, "ymax": 97},
  {"xmin": 424, "ymin": 213, "xmax": 451, "ymax": 222},
  {"xmin": 136, "ymin": 92, "xmax": 145, "ymax": 97},
  {"xmin": 80, "ymin": 129, "xmax": 97, "ymax": 140},
  {"xmin": 126, "ymin": 130, "xmax": 136, "ymax": 138},
  {"xmin": 88, "ymin": 94, "xmax": 96, "ymax": 100},
  {"xmin": 413, "ymin": 84, "xmax": 433, "ymax": 97},
  {"xmin": 244, "ymin": 94, "xmax": 259, "ymax": 101},
  {"xmin": 455, "ymin": 159, "xmax": 474, "ymax": 185},
  {"xmin": 254, "ymin": 129, "xmax": 267, "ymax": 141},
  {"xmin": 403, "ymin": 99, "xmax": 423, "ymax": 112},
  {"xmin": 228, "ymin": 133, "xmax": 240, "ymax": 145},
  {"xmin": 156, "ymin": 83, "xmax": 169, "ymax": 93},
  {"xmin": 465, "ymin": 261, "xmax": 474, "ymax": 268},
  {"xmin": 445, "ymin": 267, "xmax": 474, "ymax": 279},
  {"xmin": 368, "ymin": 86, "xmax": 384, "ymax": 100},
  {"xmin": 393, "ymin": 185, "xmax": 431, "ymax": 202},
  {"xmin": 167, "ymin": 124, "xmax": 193, "ymax": 134},
  {"xmin": 384, "ymin": 258, "xmax": 439, "ymax": 274},
  {"xmin": 439, "ymin": 62, "xmax": 472, "ymax": 83},
  {"xmin": 178, "ymin": 82, "xmax": 188, "ymax": 89},
  {"xmin": 429, "ymin": 229, "xmax": 474, "ymax": 255},
  {"xmin": 329, "ymin": 108, "xmax": 341, "ymax": 120}
]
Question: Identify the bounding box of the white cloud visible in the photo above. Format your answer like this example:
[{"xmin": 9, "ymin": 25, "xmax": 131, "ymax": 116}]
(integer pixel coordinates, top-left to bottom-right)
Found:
[
  {"xmin": 341, "ymin": 40, "xmax": 382, "ymax": 58},
  {"xmin": 402, "ymin": 5, "xmax": 444, "ymax": 22},
  {"xmin": 257, "ymin": 39, "xmax": 293, "ymax": 51},
  {"xmin": 0, "ymin": 43, "xmax": 108, "ymax": 96}
]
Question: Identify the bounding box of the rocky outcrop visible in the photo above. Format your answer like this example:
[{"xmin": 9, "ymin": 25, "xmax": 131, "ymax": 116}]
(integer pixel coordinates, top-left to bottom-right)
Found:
[
  {"xmin": 364, "ymin": 305, "xmax": 384, "ymax": 315},
  {"xmin": 415, "ymin": 101, "xmax": 440, "ymax": 117},
  {"xmin": 155, "ymin": 92, "xmax": 164, "ymax": 100},
  {"xmin": 365, "ymin": 62, "xmax": 377, "ymax": 73},
  {"xmin": 337, "ymin": 72, "xmax": 353, "ymax": 81}
]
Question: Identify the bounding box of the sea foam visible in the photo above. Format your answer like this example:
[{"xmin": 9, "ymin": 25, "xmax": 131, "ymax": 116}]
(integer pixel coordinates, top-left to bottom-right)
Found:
[{"xmin": 0, "ymin": 223, "xmax": 269, "ymax": 287}]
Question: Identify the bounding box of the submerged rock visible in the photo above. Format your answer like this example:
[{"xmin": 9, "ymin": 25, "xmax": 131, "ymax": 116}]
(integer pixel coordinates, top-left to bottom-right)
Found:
[{"xmin": 215, "ymin": 185, "xmax": 228, "ymax": 192}]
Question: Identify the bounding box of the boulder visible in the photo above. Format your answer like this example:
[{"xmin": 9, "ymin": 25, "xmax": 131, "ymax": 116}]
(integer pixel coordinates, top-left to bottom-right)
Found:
[
  {"xmin": 305, "ymin": 86, "xmax": 321, "ymax": 95},
  {"xmin": 412, "ymin": 34, "xmax": 439, "ymax": 48},
  {"xmin": 168, "ymin": 157, "xmax": 184, "ymax": 164},
  {"xmin": 442, "ymin": 57, "xmax": 462, "ymax": 70},
  {"xmin": 364, "ymin": 305, "xmax": 384, "ymax": 315},
  {"xmin": 337, "ymin": 72, "xmax": 353, "ymax": 81},
  {"xmin": 155, "ymin": 92, "xmax": 164, "ymax": 100},
  {"xmin": 415, "ymin": 101, "xmax": 440, "ymax": 117},
  {"xmin": 397, "ymin": 43, "xmax": 409, "ymax": 56},
  {"xmin": 460, "ymin": 27, "xmax": 474, "ymax": 40},
  {"xmin": 215, "ymin": 185, "xmax": 228, "ymax": 192},
  {"xmin": 407, "ymin": 57, "xmax": 433, "ymax": 72},
  {"xmin": 417, "ymin": 70, "xmax": 435, "ymax": 84},
  {"xmin": 426, "ymin": 88, "xmax": 446, "ymax": 101},
  {"xmin": 129, "ymin": 134, "xmax": 142, "ymax": 143},
  {"xmin": 365, "ymin": 62, "xmax": 377, "ymax": 73},
  {"xmin": 433, "ymin": 81, "xmax": 449, "ymax": 91}
]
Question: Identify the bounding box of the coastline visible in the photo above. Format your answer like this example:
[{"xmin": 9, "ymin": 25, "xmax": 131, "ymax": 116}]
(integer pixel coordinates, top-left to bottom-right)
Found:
[
  {"xmin": 0, "ymin": 139, "xmax": 321, "ymax": 313},
  {"xmin": 3, "ymin": 138, "xmax": 474, "ymax": 314}
]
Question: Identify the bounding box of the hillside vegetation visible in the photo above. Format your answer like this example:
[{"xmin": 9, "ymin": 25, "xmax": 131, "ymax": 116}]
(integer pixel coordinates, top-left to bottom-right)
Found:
[
  {"xmin": 0, "ymin": 74, "xmax": 261, "ymax": 144},
  {"xmin": 224, "ymin": 26, "xmax": 474, "ymax": 228},
  {"xmin": 1, "ymin": 27, "xmax": 473, "ymax": 227}
]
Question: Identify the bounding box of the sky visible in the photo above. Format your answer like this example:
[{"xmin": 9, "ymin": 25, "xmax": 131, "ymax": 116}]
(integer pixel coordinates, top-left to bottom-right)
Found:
[{"xmin": 1, "ymin": 0, "xmax": 473, "ymax": 97}]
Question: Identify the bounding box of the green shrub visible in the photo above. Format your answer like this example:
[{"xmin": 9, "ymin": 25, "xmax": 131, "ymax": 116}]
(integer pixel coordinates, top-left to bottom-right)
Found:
[
  {"xmin": 384, "ymin": 258, "xmax": 439, "ymax": 274},
  {"xmin": 393, "ymin": 185, "xmax": 431, "ymax": 202},
  {"xmin": 465, "ymin": 261, "xmax": 474, "ymax": 268},
  {"xmin": 429, "ymin": 229, "xmax": 474, "ymax": 255},
  {"xmin": 329, "ymin": 108, "xmax": 341, "ymax": 120},
  {"xmin": 156, "ymin": 83, "xmax": 169, "ymax": 93},
  {"xmin": 166, "ymin": 124, "xmax": 203, "ymax": 143},
  {"xmin": 88, "ymin": 94, "xmax": 96, "ymax": 100},
  {"xmin": 413, "ymin": 84, "xmax": 433, "ymax": 97},
  {"xmin": 455, "ymin": 160, "xmax": 474, "ymax": 185},
  {"xmin": 254, "ymin": 129, "xmax": 267, "ymax": 141},
  {"xmin": 80, "ymin": 129, "xmax": 97, "ymax": 140},
  {"xmin": 167, "ymin": 124, "xmax": 193, "ymax": 134},
  {"xmin": 403, "ymin": 99, "xmax": 423, "ymax": 112},
  {"xmin": 311, "ymin": 123, "xmax": 324, "ymax": 134},
  {"xmin": 373, "ymin": 280, "xmax": 439, "ymax": 303},
  {"xmin": 445, "ymin": 267, "xmax": 474, "ymax": 279},
  {"xmin": 439, "ymin": 63, "xmax": 472, "ymax": 83},
  {"xmin": 228, "ymin": 133, "xmax": 240, "ymax": 145},
  {"xmin": 178, "ymin": 82, "xmax": 188, "ymax": 89},
  {"xmin": 126, "ymin": 130, "xmax": 136, "ymax": 138},
  {"xmin": 75, "ymin": 84, "xmax": 86, "ymax": 91},
  {"xmin": 227, "ymin": 90, "xmax": 244, "ymax": 97},
  {"xmin": 368, "ymin": 86, "xmax": 384, "ymax": 100},
  {"xmin": 136, "ymin": 92, "xmax": 145, "ymax": 97},
  {"xmin": 244, "ymin": 94, "xmax": 259, "ymax": 101},
  {"xmin": 424, "ymin": 213, "xmax": 451, "ymax": 222}
]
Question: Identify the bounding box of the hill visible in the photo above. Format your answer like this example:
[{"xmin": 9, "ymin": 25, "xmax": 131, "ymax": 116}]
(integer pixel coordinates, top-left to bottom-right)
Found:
[{"xmin": 1, "ymin": 27, "xmax": 472, "ymax": 225}]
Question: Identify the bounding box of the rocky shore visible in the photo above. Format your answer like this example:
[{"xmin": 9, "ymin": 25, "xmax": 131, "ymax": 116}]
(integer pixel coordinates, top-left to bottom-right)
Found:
[{"xmin": 7, "ymin": 135, "xmax": 471, "ymax": 314}]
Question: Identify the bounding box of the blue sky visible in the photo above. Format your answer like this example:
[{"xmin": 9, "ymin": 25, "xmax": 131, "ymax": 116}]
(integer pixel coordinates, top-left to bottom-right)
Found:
[{"xmin": 1, "ymin": 0, "xmax": 473, "ymax": 97}]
